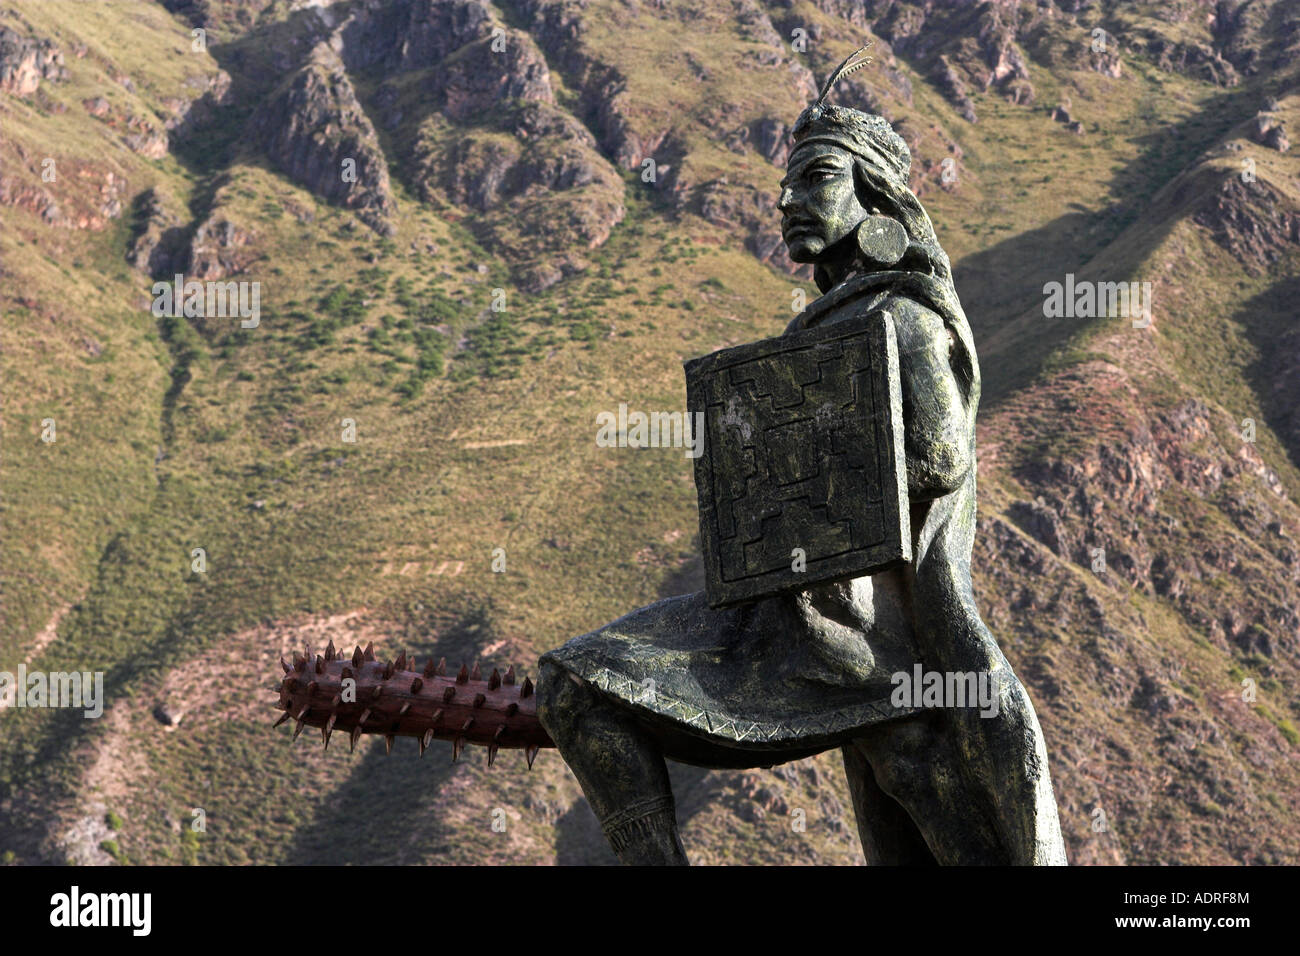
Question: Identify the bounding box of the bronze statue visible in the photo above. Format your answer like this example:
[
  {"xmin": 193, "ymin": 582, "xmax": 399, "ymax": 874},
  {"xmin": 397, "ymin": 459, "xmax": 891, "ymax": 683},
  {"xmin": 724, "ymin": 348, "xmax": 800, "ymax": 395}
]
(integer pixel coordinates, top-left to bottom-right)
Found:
[
  {"xmin": 275, "ymin": 46, "xmax": 1067, "ymax": 866},
  {"xmin": 536, "ymin": 46, "xmax": 1067, "ymax": 865}
]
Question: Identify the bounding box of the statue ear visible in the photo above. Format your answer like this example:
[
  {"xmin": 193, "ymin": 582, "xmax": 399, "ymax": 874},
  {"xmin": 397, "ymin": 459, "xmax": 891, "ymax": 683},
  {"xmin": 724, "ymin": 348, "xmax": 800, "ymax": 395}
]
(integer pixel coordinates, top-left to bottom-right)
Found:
[{"xmin": 855, "ymin": 215, "xmax": 908, "ymax": 269}]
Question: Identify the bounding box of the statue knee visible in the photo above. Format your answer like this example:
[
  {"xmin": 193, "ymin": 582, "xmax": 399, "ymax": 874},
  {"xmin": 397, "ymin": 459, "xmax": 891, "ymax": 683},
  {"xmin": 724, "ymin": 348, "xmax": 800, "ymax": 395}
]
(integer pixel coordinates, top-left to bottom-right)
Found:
[
  {"xmin": 536, "ymin": 661, "xmax": 590, "ymax": 742},
  {"xmin": 854, "ymin": 719, "xmax": 936, "ymax": 801}
]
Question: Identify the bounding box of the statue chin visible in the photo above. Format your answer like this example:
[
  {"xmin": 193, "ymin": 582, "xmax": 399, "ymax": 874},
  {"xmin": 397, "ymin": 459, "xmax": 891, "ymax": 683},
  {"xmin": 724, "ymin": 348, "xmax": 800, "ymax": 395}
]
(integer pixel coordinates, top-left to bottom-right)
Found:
[{"xmin": 785, "ymin": 235, "xmax": 825, "ymax": 262}]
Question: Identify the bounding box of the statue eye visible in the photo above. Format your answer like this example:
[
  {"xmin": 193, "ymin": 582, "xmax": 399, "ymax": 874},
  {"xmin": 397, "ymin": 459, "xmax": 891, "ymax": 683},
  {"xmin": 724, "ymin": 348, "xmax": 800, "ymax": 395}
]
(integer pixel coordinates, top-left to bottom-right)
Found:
[{"xmin": 808, "ymin": 168, "xmax": 838, "ymax": 184}]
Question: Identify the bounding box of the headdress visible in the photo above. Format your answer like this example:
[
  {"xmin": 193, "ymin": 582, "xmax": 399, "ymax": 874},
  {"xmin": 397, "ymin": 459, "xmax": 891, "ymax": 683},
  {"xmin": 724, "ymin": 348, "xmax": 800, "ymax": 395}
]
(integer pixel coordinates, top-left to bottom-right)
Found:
[{"xmin": 790, "ymin": 44, "xmax": 911, "ymax": 184}]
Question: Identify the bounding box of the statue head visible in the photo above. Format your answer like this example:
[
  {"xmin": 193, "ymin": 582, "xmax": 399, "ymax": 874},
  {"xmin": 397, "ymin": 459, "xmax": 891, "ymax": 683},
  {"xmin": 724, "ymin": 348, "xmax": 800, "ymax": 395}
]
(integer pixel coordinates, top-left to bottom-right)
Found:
[
  {"xmin": 779, "ymin": 137, "xmax": 871, "ymax": 263},
  {"xmin": 779, "ymin": 47, "xmax": 948, "ymax": 291}
]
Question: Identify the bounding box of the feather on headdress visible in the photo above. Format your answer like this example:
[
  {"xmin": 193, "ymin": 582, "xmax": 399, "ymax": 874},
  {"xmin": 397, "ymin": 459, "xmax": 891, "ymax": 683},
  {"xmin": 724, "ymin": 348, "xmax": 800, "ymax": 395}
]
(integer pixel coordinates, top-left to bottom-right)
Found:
[
  {"xmin": 814, "ymin": 43, "xmax": 874, "ymax": 107},
  {"xmin": 791, "ymin": 41, "xmax": 910, "ymax": 182}
]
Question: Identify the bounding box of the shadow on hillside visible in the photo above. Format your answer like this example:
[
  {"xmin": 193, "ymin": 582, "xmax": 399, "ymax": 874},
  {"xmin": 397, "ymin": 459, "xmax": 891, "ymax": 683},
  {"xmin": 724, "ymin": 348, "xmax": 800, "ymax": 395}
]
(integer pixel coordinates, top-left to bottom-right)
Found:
[
  {"xmin": 951, "ymin": 83, "xmax": 1258, "ymax": 407},
  {"xmin": 554, "ymin": 797, "xmax": 617, "ymax": 864},
  {"xmin": 951, "ymin": 209, "xmax": 1096, "ymax": 404},
  {"xmin": 657, "ymin": 550, "xmax": 705, "ymax": 599},
  {"xmin": 285, "ymin": 734, "xmax": 465, "ymax": 864},
  {"xmin": 1238, "ymin": 275, "xmax": 1300, "ymax": 471}
]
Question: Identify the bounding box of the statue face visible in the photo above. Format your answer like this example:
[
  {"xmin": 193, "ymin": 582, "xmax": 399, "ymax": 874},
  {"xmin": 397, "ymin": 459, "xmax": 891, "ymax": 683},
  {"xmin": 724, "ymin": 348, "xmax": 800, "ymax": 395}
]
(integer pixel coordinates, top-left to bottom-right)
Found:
[{"xmin": 778, "ymin": 142, "xmax": 866, "ymax": 263}]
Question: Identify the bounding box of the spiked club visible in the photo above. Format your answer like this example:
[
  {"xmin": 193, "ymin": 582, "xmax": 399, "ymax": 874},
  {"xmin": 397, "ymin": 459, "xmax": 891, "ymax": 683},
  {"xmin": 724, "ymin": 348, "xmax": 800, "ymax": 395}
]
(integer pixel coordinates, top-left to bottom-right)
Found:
[{"xmin": 274, "ymin": 642, "xmax": 552, "ymax": 768}]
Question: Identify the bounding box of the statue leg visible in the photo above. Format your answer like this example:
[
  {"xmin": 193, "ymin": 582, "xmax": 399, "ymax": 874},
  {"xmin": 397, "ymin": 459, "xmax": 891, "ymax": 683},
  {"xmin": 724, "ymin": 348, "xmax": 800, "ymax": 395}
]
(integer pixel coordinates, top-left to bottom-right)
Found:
[
  {"xmin": 850, "ymin": 711, "xmax": 1009, "ymax": 864},
  {"xmin": 959, "ymin": 667, "xmax": 1069, "ymax": 865},
  {"xmin": 536, "ymin": 661, "xmax": 688, "ymax": 865},
  {"xmin": 840, "ymin": 741, "xmax": 936, "ymax": 864}
]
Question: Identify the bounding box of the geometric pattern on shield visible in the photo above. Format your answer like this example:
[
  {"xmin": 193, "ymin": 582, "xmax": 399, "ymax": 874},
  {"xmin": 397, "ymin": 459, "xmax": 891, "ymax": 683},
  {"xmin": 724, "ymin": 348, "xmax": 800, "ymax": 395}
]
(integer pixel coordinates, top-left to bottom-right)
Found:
[{"xmin": 685, "ymin": 309, "xmax": 910, "ymax": 607}]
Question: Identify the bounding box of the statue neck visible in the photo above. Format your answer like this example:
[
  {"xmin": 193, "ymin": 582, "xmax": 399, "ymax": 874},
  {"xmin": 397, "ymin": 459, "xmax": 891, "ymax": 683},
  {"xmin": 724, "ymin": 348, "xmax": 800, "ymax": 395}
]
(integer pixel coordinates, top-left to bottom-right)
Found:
[
  {"xmin": 816, "ymin": 247, "xmax": 857, "ymax": 291},
  {"xmin": 812, "ymin": 239, "xmax": 861, "ymax": 295}
]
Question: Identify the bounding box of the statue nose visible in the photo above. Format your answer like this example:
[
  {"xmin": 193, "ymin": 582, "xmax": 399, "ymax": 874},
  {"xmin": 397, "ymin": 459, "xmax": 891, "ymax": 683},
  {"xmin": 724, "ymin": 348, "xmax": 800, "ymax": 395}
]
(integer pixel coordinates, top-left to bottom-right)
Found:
[{"xmin": 778, "ymin": 187, "xmax": 796, "ymax": 211}]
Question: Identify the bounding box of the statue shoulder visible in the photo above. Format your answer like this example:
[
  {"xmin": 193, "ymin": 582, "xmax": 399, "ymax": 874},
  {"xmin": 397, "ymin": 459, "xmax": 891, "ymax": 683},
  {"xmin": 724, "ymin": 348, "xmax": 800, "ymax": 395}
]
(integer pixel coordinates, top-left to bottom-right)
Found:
[{"xmin": 786, "ymin": 273, "xmax": 943, "ymax": 341}]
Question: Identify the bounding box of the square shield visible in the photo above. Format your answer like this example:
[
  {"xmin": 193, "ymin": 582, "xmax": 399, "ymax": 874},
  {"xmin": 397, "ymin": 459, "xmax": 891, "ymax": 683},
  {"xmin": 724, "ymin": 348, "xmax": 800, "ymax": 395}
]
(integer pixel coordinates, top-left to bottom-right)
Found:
[{"xmin": 685, "ymin": 310, "xmax": 910, "ymax": 607}]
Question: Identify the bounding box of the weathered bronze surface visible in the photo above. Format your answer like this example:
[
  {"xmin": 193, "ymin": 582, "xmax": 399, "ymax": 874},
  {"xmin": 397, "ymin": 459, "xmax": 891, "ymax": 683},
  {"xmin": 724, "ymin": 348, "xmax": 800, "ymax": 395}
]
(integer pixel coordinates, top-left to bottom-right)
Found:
[
  {"xmin": 539, "ymin": 45, "xmax": 1068, "ymax": 865},
  {"xmin": 687, "ymin": 310, "xmax": 910, "ymax": 607}
]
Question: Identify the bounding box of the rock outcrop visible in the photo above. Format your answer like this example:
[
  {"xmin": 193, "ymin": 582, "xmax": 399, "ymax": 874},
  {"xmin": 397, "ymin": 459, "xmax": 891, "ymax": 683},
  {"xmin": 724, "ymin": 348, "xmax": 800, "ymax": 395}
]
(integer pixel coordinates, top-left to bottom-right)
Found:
[
  {"xmin": 1251, "ymin": 112, "xmax": 1291, "ymax": 152},
  {"xmin": 249, "ymin": 43, "xmax": 396, "ymax": 235},
  {"xmin": 163, "ymin": 69, "xmax": 233, "ymax": 143},
  {"xmin": 0, "ymin": 27, "xmax": 66, "ymax": 96},
  {"xmin": 126, "ymin": 188, "xmax": 187, "ymax": 277},
  {"xmin": 184, "ymin": 213, "xmax": 259, "ymax": 280},
  {"xmin": 1194, "ymin": 176, "xmax": 1300, "ymax": 274}
]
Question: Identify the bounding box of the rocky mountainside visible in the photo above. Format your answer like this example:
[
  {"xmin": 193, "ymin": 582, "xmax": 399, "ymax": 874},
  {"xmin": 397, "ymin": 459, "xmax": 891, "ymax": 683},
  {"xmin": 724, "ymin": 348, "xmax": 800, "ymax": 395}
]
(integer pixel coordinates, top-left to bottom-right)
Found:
[{"xmin": 1, "ymin": 0, "xmax": 1298, "ymax": 865}]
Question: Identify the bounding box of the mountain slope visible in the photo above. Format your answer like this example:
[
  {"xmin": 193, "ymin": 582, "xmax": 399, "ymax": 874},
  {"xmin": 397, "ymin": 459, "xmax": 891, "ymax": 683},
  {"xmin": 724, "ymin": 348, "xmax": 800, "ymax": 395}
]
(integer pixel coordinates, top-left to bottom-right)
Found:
[{"xmin": 1, "ymin": 0, "xmax": 1297, "ymax": 866}]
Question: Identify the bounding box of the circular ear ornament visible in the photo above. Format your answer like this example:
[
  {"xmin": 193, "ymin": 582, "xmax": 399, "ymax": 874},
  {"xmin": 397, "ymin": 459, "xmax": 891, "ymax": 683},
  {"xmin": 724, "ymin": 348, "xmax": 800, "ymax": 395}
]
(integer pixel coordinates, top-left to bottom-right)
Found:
[{"xmin": 855, "ymin": 215, "xmax": 908, "ymax": 268}]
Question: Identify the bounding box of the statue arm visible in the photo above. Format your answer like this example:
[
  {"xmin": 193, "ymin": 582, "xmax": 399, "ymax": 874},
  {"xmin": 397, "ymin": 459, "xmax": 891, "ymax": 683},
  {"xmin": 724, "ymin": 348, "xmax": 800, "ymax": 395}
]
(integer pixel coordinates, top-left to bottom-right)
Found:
[{"xmin": 890, "ymin": 299, "xmax": 972, "ymax": 500}]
